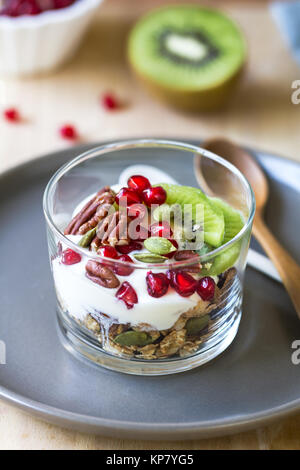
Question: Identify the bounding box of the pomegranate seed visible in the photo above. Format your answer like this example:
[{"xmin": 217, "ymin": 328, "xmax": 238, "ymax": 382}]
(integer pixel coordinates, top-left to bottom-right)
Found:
[
  {"xmin": 164, "ymin": 239, "xmax": 178, "ymax": 259},
  {"xmin": 197, "ymin": 276, "xmax": 215, "ymax": 301},
  {"xmin": 61, "ymin": 248, "xmax": 81, "ymax": 265},
  {"xmin": 116, "ymin": 241, "xmax": 142, "ymax": 255},
  {"xmin": 0, "ymin": 0, "xmax": 75, "ymax": 16},
  {"xmin": 169, "ymin": 239, "xmax": 178, "ymax": 249},
  {"xmin": 97, "ymin": 246, "xmax": 119, "ymax": 259},
  {"xmin": 53, "ymin": 0, "xmax": 74, "ymax": 9},
  {"xmin": 113, "ymin": 254, "xmax": 134, "ymax": 276},
  {"xmin": 128, "ymin": 203, "xmax": 147, "ymax": 220},
  {"xmin": 101, "ymin": 93, "xmax": 118, "ymax": 110},
  {"xmin": 127, "ymin": 175, "xmax": 151, "ymax": 194},
  {"xmin": 146, "ymin": 271, "xmax": 169, "ymax": 298},
  {"xmin": 1, "ymin": 0, "xmax": 41, "ymax": 16},
  {"xmin": 116, "ymin": 281, "xmax": 138, "ymax": 309},
  {"xmin": 59, "ymin": 124, "xmax": 78, "ymax": 140},
  {"xmin": 166, "ymin": 269, "xmax": 176, "ymax": 286},
  {"xmin": 172, "ymin": 271, "xmax": 197, "ymax": 297},
  {"xmin": 19, "ymin": 0, "xmax": 41, "ymax": 14},
  {"xmin": 3, "ymin": 108, "xmax": 20, "ymax": 122},
  {"xmin": 143, "ymin": 186, "xmax": 166, "ymax": 207},
  {"xmin": 150, "ymin": 221, "xmax": 173, "ymax": 238},
  {"xmin": 115, "ymin": 187, "xmax": 142, "ymax": 207},
  {"xmin": 135, "ymin": 224, "xmax": 150, "ymax": 241},
  {"xmin": 164, "ymin": 252, "xmax": 175, "ymax": 260}
]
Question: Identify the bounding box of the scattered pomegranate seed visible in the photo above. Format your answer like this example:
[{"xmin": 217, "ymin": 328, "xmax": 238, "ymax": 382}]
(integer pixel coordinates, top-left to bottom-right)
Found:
[
  {"xmin": 97, "ymin": 245, "xmax": 119, "ymax": 259},
  {"xmin": 116, "ymin": 281, "xmax": 138, "ymax": 309},
  {"xmin": 116, "ymin": 187, "xmax": 142, "ymax": 207},
  {"xmin": 101, "ymin": 93, "xmax": 119, "ymax": 111},
  {"xmin": 142, "ymin": 186, "xmax": 167, "ymax": 207},
  {"xmin": 59, "ymin": 124, "xmax": 78, "ymax": 141},
  {"xmin": 150, "ymin": 221, "xmax": 173, "ymax": 238},
  {"xmin": 197, "ymin": 276, "xmax": 215, "ymax": 301},
  {"xmin": 61, "ymin": 248, "xmax": 81, "ymax": 265},
  {"xmin": 116, "ymin": 241, "xmax": 143, "ymax": 255},
  {"xmin": 127, "ymin": 175, "xmax": 151, "ymax": 194},
  {"xmin": 113, "ymin": 254, "xmax": 134, "ymax": 276},
  {"xmin": 146, "ymin": 271, "xmax": 169, "ymax": 298},
  {"xmin": 3, "ymin": 108, "xmax": 20, "ymax": 122},
  {"xmin": 172, "ymin": 271, "xmax": 197, "ymax": 297}
]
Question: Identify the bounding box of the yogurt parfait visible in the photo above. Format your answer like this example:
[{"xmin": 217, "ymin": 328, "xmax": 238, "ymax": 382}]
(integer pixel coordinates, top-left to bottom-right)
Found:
[{"xmin": 44, "ymin": 140, "xmax": 254, "ymax": 375}]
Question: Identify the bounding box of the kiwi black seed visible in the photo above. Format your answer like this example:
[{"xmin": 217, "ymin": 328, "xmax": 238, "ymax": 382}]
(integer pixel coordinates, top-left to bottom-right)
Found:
[{"xmin": 128, "ymin": 5, "xmax": 247, "ymax": 111}]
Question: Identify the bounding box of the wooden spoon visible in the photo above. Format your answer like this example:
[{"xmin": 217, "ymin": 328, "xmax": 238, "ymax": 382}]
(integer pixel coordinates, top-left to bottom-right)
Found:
[{"xmin": 194, "ymin": 137, "xmax": 300, "ymax": 317}]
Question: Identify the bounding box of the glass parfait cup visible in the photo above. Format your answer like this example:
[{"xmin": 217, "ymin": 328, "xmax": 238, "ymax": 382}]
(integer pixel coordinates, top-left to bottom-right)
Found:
[{"xmin": 43, "ymin": 139, "xmax": 255, "ymax": 375}]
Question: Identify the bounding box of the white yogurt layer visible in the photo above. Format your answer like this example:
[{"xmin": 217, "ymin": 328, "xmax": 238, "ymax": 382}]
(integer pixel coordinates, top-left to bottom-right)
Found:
[{"xmin": 52, "ymin": 234, "xmax": 205, "ymax": 330}]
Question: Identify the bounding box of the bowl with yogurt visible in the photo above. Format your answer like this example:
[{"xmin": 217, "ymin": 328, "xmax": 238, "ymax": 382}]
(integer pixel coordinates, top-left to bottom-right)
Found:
[{"xmin": 43, "ymin": 139, "xmax": 255, "ymax": 375}]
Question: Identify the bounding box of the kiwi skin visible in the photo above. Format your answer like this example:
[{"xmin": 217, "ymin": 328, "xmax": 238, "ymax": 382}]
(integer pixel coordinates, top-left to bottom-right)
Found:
[
  {"xmin": 127, "ymin": 5, "xmax": 247, "ymax": 112},
  {"xmin": 130, "ymin": 63, "xmax": 245, "ymax": 112}
]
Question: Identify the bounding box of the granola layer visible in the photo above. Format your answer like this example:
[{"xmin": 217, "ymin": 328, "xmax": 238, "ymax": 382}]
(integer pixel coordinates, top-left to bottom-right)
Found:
[{"xmin": 78, "ymin": 267, "xmax": 237, "ymax": 360}]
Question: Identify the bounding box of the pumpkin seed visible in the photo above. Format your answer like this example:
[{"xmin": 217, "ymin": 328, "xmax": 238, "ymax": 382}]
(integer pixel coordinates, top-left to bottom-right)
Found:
[
  {"xmin": 114, "ymin": 330, "xmax": 153, "ymax": 347},
  {"xmin": 186, "ymin": 315, "xmax": 209, "ymax": 335},
  {"xmin": 78, "ymin": 227, "xmax": 97, "ymax": 248},
  {"xmin": 144, "ymin": 237, "xmax": 176, "ymax": 255},
  {"xmin": 134, "ymin": 253, "xmax": 167, "ymax": 263}
]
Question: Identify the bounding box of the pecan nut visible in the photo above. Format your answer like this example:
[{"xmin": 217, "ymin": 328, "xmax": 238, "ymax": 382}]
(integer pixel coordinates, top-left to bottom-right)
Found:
[
  {"xmin": 85, "ymin": 260, "xmax": 120, "ymax": 289},
  {"xmin": 78, "ymin": 202, "xmax": 114, "ymax": 235},
  {"xmin": 64, "ymin": 186, "xmax": 114, "ymax": 235},
  {"xmin": 174, "ymin": 250, "xmax": 201, "ymax": 273},
  {"xmin": 95, "ymin": 211, "xmax": 130, "ymax": 247}
]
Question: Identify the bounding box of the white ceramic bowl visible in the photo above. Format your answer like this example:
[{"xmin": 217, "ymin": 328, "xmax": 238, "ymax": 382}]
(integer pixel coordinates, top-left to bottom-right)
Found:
[{"xmin": 0, "ymin": 0, "xmax": 103, "ymax": 76}]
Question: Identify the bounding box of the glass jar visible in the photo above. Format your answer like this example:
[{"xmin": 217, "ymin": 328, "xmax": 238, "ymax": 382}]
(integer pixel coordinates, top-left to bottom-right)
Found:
[{"xmin": 43, "ymin": 139, "xmax": 255, "ymax": 375}]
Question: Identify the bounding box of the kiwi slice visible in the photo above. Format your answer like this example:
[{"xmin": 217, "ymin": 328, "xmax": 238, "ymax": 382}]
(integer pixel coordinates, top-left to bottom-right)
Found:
[
  {"xmin": 201, "ymin": 198, "xmax": 245, "ymax": 275},
  {"xmin": 209, "ymin": 197, "xmax": 244, "ymax": 243},
  {"xmin": 201, "ymin": 242, "xmax": 241, "ymax": 276},
  {"xmin": 157, "ymin": 183, "xmax": 225, "ymax": 247},
  {"xmin": 128, "ymin": 6, "xmax": 246, "ymax": 111}
]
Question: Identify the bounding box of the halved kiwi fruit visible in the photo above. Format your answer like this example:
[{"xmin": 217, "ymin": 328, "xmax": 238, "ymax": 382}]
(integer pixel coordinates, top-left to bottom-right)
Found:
[{"xmin": 128, "ymin": 5, "xmax": 246, "ymax": 111}]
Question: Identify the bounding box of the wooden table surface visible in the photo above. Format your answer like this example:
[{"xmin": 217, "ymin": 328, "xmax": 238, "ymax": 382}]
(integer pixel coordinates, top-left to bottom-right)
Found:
[{"xmin": 1, "ymin": 0, "xmax": 300, "ymax": 450}]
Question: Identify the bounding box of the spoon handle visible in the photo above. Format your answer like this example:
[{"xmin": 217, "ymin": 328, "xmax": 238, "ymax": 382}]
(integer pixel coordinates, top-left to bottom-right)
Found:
[{"xmin": 253, "ymin": 216, "xmax": 300, "ymax": 317}]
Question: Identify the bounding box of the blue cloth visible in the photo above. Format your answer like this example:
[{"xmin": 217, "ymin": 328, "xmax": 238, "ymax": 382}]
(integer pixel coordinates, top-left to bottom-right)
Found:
[{"xmin": 271, "ymin": 1, "xmax": 300, "ymax": 65}]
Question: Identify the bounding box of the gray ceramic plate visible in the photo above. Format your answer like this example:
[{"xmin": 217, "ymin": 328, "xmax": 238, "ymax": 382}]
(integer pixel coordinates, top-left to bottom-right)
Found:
[{"xmin": 0, "ymin": 140, "xmax": 300, "ymax": 440}]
